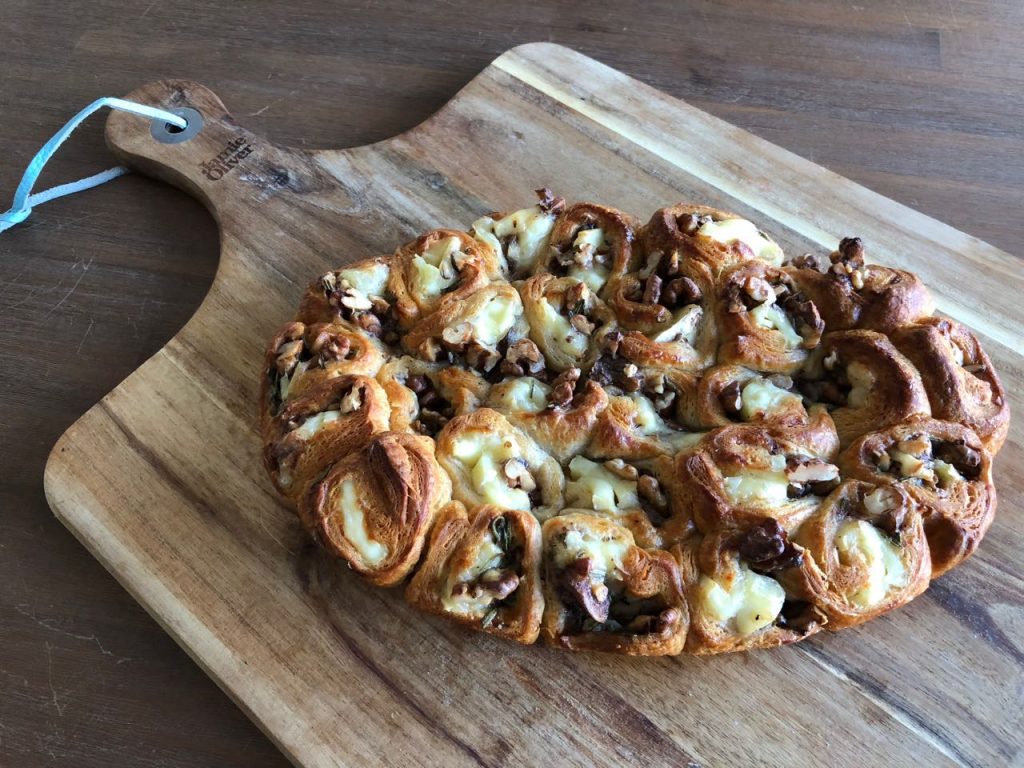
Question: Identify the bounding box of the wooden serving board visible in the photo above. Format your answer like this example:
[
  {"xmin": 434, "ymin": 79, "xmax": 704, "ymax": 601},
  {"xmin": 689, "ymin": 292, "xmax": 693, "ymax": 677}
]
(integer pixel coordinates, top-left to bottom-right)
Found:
[{"xmin": 44, "ymin": 43, "xmax": 1023, "ymax": 767}]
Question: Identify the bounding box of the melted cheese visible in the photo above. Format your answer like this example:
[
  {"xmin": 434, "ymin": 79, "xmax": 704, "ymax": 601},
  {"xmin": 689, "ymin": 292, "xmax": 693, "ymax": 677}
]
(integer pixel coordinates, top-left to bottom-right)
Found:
[
  {"xmin": 890, "ymin": 450, "xmax": 936, "ymax": 483},
  {"xmin": 339, "ymin": 477, "xmax": 389, "ymax": 565},
  {"xmin": 450, "ymin": 432, "xmax": 532, "ymax": 510},
  {"xmin": 278, "ymin": 359, "xmax": 311, "ymax": 402},
  {"xmin": 339, "ymin": 261, "xmax": 389, "ymax": 297},
  {"xmin": 835, "ymin": 518, "xmax": 907, "ymax": 608},
  {"xmin": 750, "ymin": 302, "xmax": 802, "ymax": 349},
  {"xmin": 934, "ymin": 459, "xmax": 963, "ymax": 487},
  {"xmin": 466, "ymin": 292, "xmax": 522, "ymax": 345},
  {"xmin": 441, "ymin": 535, "xmax": 505, "ymax": 615},
  {"xmin": 699, "ymin": 562, "xmax": 785, "ymax": 635},
  {"xmin": 472, "ymin": 205, "xmax": 555, "ymax": 275},
  {"xmin": 846, "ymin": 361, "xmax": 875, "ymax": 408},
  {"xmin": 568, "ymin": 263, "xmax": 609, "ymax": 294},
  {"xmin": 554, "ymin": 527, "xmax": 629, "ymax": 582},
  {"xmin": 723, "ymin": 470, "xmax": 790, "ymax": 505},
  {"xmin": 538, "ymin": 298, "xmax": 587, "ymax": 358},
  {"xmin": 411, "ymin": 237, "xmax": 461, "ymax": 300},
  {"xmin": 488, "ymin": 377, "xmax": 550, "ymax": 414},
  {"xmin": 697, "ymin": 218, "xmax": 784, "ymax": 266},
  {"xmin": 740, "ymin": 378, "xmax": 800, "ymax": 421},
  {"xmin": 565, "ymin": 456, "xmax": 640, "ymax": 512},
  {"xmin": 568, "ymin": 227, "xmax": 609, "ymax": 293},
  {"xmin": 652, "ymin": 304, "xmax": 703, "ymax": 345},
  {"xmin": 292, "ymin": 409, "xmax": 340, "ymax": 440}
]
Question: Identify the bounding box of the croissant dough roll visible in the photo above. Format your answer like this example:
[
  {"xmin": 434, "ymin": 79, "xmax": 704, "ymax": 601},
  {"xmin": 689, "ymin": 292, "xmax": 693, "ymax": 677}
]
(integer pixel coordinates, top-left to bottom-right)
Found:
[
  {"xmin": 678, "ymin": 422, "xmax": 841, "ymax": 533},
  {"xmin": 541, "ymin": 513, "xmax": 688, "ymax": 655},
  {"xmin": 716, "ymin": 261, "xmax": 824, "ymax": 374},
  {"xmin": 296, "ymin": 256, "xmax": 398, "ymax": 342},
  {"xmin": 435, "ymin": 408, "xmax": 565, "ymax": 519},
  {"xmin": 642, "ymin": 204, "xmax": 786, "ymax": 277},
  {"xmin": 890, "ymin": 318, "xmax": 1009, "ymax": 454},
  {"xmin": 800, "ymin": 330, "xmax": 931, "ymax": 447},
  {"xmin": 539, "ymin": 202, "xmax": 641, "ymax": 294},
  {"xmin": 261, "ymin": 321, "xmax": 386, "ymax": 429},
  {"xmin": 518, "ymin": 273, "xmax": 611, "ymax": 372},
  {"xmin": 376, "ymin": 355, "xmax": 490, "ymax": 436},
  {"xmin": 786, "ymin": 480, "xmax": 931, "ymax": 629},
  {"xmin": 840, "ymin": 420, "xmax": 995, "ymax": 576},
  {"xmin": 402, "ymin": 281, "xmax": 526, "ymax": 372},
  {"xmin": 587, "ymin": 393, "xmax": 704, "ymax": 461},
  {"xmin": 262, "ymin": 375, "xmax": 390, "ymax": 507},
  {"xmin": 470, "ymin": 188, "xmax": 564, "ymax": 279},
  {"xmin": 484, "ymin": 372, "xmax": 609, "ymax": 462},
  {"xmin": 676, "ymin": 529, "xmax": 825, "ymax": 654},
  {"xmin": 304, "ymin": 432, "xmax": 451, "ymax": 586},
  {"xmin": 685, "ymin": 364, "xmax": 820, "ymax": 429},
  {"xmin": 561, "ymin": 454, "xmax": 677, "ymax": 549},
  {"xmin": 406, "ymin": 503, "xmax": 543, "ymax": 642},
  {"xmin": 787, "ymin": 237, "xmax": 934, "ymax": 334},
  {"xmin": 389, "ymin": 229, "xmax": 501, "ymax": 328},
  {"xmin": 603, "ymin": 259, "xmax": 718, "ymax": 374}
]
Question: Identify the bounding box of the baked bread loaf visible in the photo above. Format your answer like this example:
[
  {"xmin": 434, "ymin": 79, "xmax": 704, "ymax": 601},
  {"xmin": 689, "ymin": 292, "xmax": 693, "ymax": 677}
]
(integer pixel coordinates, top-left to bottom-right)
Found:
[{"xmin": 260, "ymin": 189, "xmax": 1007, "ymax": 655}]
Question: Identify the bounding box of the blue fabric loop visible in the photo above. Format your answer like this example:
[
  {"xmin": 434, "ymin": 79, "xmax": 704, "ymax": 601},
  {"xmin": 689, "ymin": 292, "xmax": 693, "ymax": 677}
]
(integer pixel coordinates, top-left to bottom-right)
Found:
[{"xmin": 0, "ymin": 97, "xmax": 187, "ymax": 233}]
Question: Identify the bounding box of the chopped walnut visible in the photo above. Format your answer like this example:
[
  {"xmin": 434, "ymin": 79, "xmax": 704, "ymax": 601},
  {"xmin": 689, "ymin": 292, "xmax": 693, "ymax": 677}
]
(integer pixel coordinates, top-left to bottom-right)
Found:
[
  {"xmin": 274, "ymin": 339, "xmax": 303, "ymax": 374},
  {"xmin": 737, "ymin": 519, "xmax": 804, "ymax": 573},
  {"xmin": 548, "ymin": 367, "xmax": 581, "ymax": 409},
  {"xmin": 637, "ymin": 474, "xmax": 667, "ymax": 509},
  {"xmin": 603, "ymin": 458, "xmax": 639, "ymax": 480},
  {"xmin": 561, "ymin": 557, "xmax": 610, "ymax": 623},
  {"xmin": 503, "ymin": 458, "xmax": 537, "ymax": 492},
  {"xmin": 535, "ymin": 187, "xmax": 566, "ymax": 214},
  {"xmin": 720, "ymin": 380, "xmax": 744, "ymax": 417}
]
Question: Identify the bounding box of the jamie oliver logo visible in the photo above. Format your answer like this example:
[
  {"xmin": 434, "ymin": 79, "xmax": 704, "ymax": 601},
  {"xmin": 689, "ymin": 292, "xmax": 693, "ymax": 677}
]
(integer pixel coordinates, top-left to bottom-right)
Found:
[{"xmin": 199, "ymin": 137, "xmax": 253, "ymax": 181}]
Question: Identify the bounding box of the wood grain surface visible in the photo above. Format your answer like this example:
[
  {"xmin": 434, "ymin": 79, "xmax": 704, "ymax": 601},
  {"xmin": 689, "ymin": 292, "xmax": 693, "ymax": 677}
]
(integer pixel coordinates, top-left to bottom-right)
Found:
[{"xmin": 3, "ymin": 3, "xmax": 1023, "ymax": 767}]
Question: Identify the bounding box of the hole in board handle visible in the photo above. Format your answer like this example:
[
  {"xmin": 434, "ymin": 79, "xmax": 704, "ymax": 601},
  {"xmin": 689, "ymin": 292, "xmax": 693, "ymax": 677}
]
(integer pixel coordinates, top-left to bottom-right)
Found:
[{"xmin": 151, "ymin": 107, "xmax": 203, "ymax": 144}]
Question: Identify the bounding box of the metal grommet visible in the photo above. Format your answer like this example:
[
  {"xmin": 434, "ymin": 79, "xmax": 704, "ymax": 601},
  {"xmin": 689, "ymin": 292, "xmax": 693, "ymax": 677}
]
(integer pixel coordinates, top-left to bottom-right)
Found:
[{"xmin": 150, "ymin": 107, "xmax": 203, "ymax": 144}]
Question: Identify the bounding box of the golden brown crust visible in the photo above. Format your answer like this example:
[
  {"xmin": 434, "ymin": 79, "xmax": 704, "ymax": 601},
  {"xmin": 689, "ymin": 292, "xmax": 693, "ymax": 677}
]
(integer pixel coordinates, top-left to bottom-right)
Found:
[
  {"xmin": 485, "ymin": 377, "xmax": 609, "ymax": 462},
  {"xmin": 388, "ymin": 229, "xmax": 501, "ymax": 329},
  {"xmin": 376, "ymin": 355, "xmax": 490, "ymax": 436},
  {"xmin": 684, "ymin": 364, "xmax": 820, "ymax": 429},
  {"xmin": 715, "ymin": 261, "xmax": 824, "ymax": 374},
  {"xmin": 517, "ymin": 272, "xmax": 612, "ymax": 372},
  {"xmin": 295, "ymin": 257, "xmax": 398, "ymax": 342},
  {"xmin": 786, "ymin": 237, "xmax": 934, "ymax": 334},
  {"xmin": 801, "ymin": 330, "xmax": 931, "ymax": 447},
  {"xmin": 783, "ymin": 480, "xmax": 931, "ymax": 629},
  {"xmin": 675, "ymin": 530, "xmax": 823, "ymax": 654},
  {"xmin": 541, "ymin": 202, "xmax": 641, "ymax": 286},
  {"xmin": 587, "ymin": 394, "xmax": 704, "ymax": 461},
  {"xmin": 641, "ymin": 204, "xmax": 785, "ymax": 277},
  {"xmin": 262, "ymin": 375, "xmax": 390, "ymax": 508},
  {"xmin": 839, "ymin": 419, "xmax": 995, "ymax": 577},
  {"xmin": 405, "ymin": 503, "xmax": 544, "ymax": 643},
  {"xmin": 676, "ymin": 422, "xmax": 840, "ymax": 534},
  {"xmin": 890, "ymin": 318, "xmax": 1009, "ymax": 455},
  {"xmin": 401, "ymin": 281, "xmax": 524, "ymax": 363},
  {"xmin": 259, "ymin": 321, "xmax": 386, "ymax": 432},
  {"xmin": 303, "ymin": 431, "xmax": 451, "ymax": 586},
  {"xmin": 541, "ymin": 513, "xmax": 688, "ymax": 655},
  {"xmin": 434, "ymin": 408, "xmax": 565, "ymax": 519}
]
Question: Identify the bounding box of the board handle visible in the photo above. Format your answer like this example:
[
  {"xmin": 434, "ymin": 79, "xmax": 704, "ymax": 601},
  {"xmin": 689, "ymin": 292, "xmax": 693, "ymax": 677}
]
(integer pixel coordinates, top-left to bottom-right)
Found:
[{"xmin": 105, "ymin": 80, "xmax": 314, "ymax": 226}]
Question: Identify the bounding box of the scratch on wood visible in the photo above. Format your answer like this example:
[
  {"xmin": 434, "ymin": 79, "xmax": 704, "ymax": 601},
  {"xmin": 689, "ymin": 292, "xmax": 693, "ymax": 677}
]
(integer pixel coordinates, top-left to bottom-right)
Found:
[
  {"xmin": 75, "ymin": 318, "xmax": 95, "ymax": 355},
  {"xmin": 44, "ymin": 642, "xmax": 66, "ymax": 717},
  {"xmin": 16, "ymin": 605, "xmax": 132, "ymax": 664}
]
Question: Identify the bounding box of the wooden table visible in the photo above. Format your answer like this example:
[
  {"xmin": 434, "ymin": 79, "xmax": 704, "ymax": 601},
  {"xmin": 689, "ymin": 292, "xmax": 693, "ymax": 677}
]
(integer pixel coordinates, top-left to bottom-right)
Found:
[{"xmin": 2, "ymin": 2, "xmax": 1021, "ymax": 765}]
